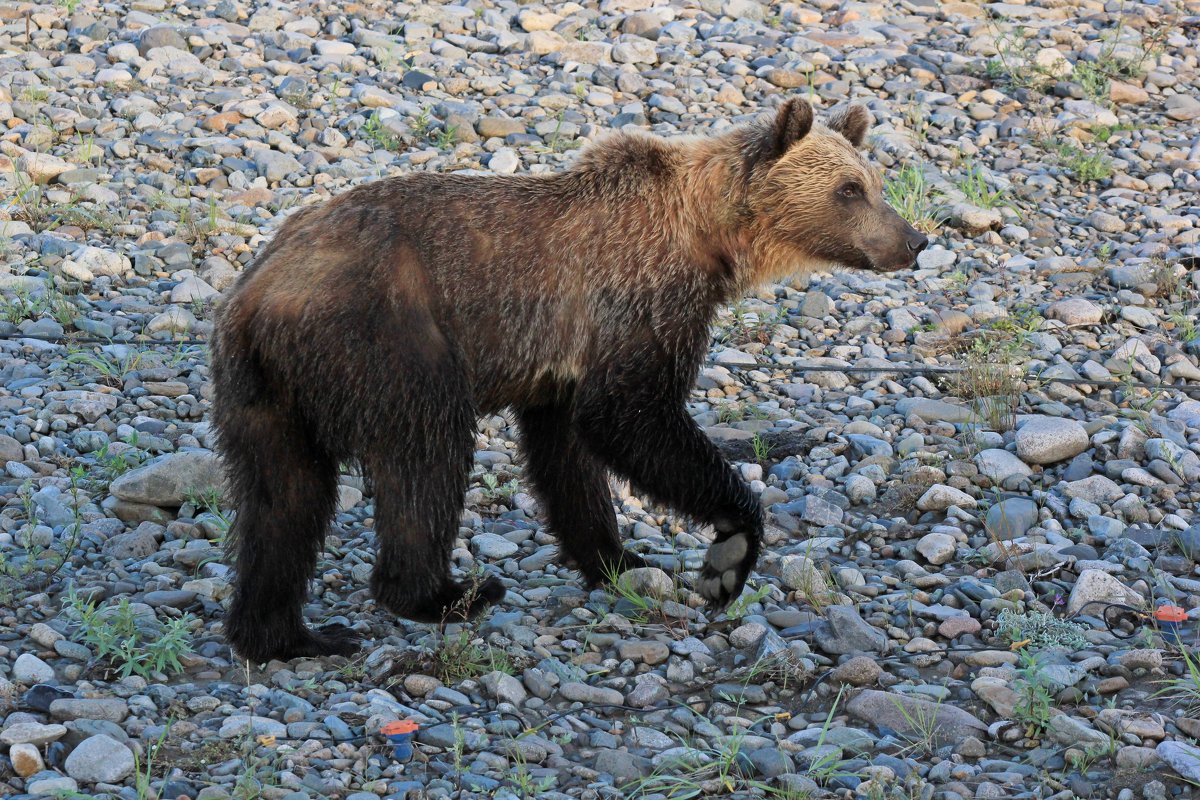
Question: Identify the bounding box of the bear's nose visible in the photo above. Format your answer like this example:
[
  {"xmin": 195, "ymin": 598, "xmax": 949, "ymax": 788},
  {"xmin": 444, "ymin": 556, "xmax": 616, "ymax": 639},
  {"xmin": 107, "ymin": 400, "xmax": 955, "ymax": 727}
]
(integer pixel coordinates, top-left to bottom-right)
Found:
[{"xmin": 905, "ymin": 230, "xmax": 929, "ymax": 255}]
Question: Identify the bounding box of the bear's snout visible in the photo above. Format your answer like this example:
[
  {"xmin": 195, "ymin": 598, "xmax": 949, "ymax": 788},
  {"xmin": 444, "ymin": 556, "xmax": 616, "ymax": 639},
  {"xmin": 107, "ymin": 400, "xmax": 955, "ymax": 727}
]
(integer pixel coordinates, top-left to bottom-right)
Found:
[{"xmin": 905, "ymin": 229, "xmax": 929, "ymax": 257}]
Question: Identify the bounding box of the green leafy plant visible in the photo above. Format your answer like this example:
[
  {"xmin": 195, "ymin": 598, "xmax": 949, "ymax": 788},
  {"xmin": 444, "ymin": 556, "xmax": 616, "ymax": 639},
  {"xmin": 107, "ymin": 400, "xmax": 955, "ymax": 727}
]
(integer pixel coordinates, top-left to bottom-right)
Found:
[
  {"xmin": 996, "ymin": 609, "xmax": 1089, "ymax": 650},
  {"xmin": 1152, "ymin": 645, "xmax": 1200, "ymax": 714},
  {"xmin": 1053, "ymin": 142, "xmax": 1114, "ymax": 183},
  {"xmin": 480, "ymin": 472, "xmax": 519, "ymax": 504},
  {"xmin": 1, "ymin": 278, "xmax": 79, "ymax": 326},
  {"xmin": 361, "ymin": 111, "xmax": 402, "ymax": 151},
  {"xmin": 1012, "ymin": 651, "xmax": 1055, "ymax": 739},
  {"xmin": 885, "ymin": 164, "xmax": 947, "ymax": 234},
  {"xmin": 725, "ymin": 582, "xmax": 772, "ymax": 621},
  {"xmin": 63, "ymin": 589, "xmax": 196, "ymax": 679},
  {"xmin": 751, "ymin": 432, "xmax": 773, "ymax": 463},
  {"xmin": 957, "ymin": 159, "xmax": 1012, "ymax": 210}
]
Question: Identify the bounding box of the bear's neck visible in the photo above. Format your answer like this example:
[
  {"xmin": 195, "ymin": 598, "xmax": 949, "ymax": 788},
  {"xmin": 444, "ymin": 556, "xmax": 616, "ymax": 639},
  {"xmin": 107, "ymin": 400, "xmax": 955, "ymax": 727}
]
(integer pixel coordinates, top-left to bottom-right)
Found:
[{"xmin": 670, "ymin": 138, "xmax": 765, "ymax": 298}]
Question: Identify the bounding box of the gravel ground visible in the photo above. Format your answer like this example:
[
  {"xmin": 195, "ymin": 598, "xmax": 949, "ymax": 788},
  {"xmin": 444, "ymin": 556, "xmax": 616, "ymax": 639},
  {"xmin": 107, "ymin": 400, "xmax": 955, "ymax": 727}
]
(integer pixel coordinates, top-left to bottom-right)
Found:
[{"xmin": 3, "ymin": 0, "xmax": 1200, "ymax": 798}]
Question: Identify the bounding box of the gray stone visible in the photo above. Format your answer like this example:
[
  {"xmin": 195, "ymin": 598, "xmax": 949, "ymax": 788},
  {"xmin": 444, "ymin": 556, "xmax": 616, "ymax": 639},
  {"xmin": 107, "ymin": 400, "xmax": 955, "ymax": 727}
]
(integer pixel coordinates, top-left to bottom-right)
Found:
[
  {"xmin": 1157, "ymin": 741, "xmax": 1200, "ymax": 782},
  {"xmin": 916, "ymin": 484, "xmax": 976, "ymax": 512},
  {"xmin": 472, "ymin": 532, "xmax": 519, "ymax": 559},
  {"xmin": 916, "ymin": 532, "xmax": 956, "ymax": 565},
  {"xmin": 1066, "ymin": 569, "xmax": 1146, "ymax": 615},
  {"xmin": 975, "ymin": 449, "xmax": 1033, "ymax": 484},
  {"xmin": 50, "ymin": 698, "xmax": 130, "ymax": 723},
  {"xmin": 1016, "ymin": 417, "xmax": 1089, "ymax": 465},
  {"xmin": 984, "ymin": 498, "xmax": 1039, "ymax": 540},
  {"xmin": 779, "ymin": 555, "xmax": 829, "ymax": 596},
  {"xmin": 0, "ymin": 721, "xmax": 68, "ymax": 746},
  {"xmin": 110, "ymin": 452, "xmax": 224, "ymax": 507},
  {"xmin": 847, "ymin": 690, "xmax": 986, "ymax": 746},
  {"xmin": 64, "ymin": 734, "xmax": 135, "ymax": 784},
  {"xmin": 559, "ymin": 682, "xmax": 624, "ymax": 705},
  {"xmin": 814, "ymin": 605, "xmax": 888, "ymax": 655},
  {"xmin": 895, "ymin": 398, "xmax": 979, "ymax": 424},
  {"xmin": 218, "ymin": 715, "xmax": 287, "ymax": 739},
  {"xmin": 13, "ymin": 653, "xmax": 55, "ymax": 684},
  {"xmin": 480, "ymin": 671, "xmax": 527, "ymax": 706},
  {"xmin": 1061, "ymin": 475, "xmax": 1124, "ymax": 505},
  {"xmin": 254, "ymin": 149, "xmax": 304, "ymax": 182}
]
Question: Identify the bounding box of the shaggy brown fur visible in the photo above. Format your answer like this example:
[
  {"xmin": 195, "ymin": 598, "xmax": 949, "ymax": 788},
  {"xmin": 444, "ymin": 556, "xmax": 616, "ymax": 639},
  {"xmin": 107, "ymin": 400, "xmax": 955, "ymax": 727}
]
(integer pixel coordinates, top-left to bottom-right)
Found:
[{"xmin": 212, "ymin": 98, "xmax": 927, "ymax": 663}]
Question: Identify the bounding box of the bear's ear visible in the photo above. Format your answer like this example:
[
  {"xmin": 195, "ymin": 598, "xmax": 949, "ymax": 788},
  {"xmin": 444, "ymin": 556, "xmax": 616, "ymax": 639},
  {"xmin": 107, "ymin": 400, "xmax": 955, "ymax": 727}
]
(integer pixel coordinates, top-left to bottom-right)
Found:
[
  {"xmin": 827, "ymin": 104, "xmax": 871, "ymax": 148},
  {"xmin": 746, "ymin": 97, "xmax": 813, "ymax": 167}
]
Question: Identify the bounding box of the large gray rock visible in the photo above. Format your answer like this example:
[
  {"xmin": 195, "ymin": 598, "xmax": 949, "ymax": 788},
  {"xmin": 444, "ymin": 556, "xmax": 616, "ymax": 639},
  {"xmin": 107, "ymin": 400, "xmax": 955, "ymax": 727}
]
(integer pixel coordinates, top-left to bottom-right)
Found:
[
  {"xmin": 1061, "ymin": 475, "xmax": 1124, "ymax": 505},
  {"xmin": 847, "ymin": 690, "xmax": 986, "ymax": 746},
  {"xmin": 985, "ymin": 498, "xmax": 1039, "ymax": 540},
  {"xmin": 0, "ymin": 721, "xmax": 67, "ymax": 746},
  {"xmin": 1066, "ymin": 569, "xmax": 1146, "ymax": 615},
  {"xmin": 779, "ymin": 555, "xmax": 829, "ymax": 596},
  {"xmin": 1157, "ymin": 741, "xmax": 1200, "ymax": 783},
  {"xmin": 480, "ymin": 671, "xmax": 527, "ymax": 706},
  {"xmin": 13, "ymin": 653, "xmax": 54, "ymax": 684},
  {"xmin": 1016, "ymin": 417, "xmax": 1089, "ymax": 465},
  {"xmin": 813, "ymin": 605, "xmax": 888, "ymax": 655},
  {"xmin": 109, "ymin": 451, "xmax": 224, "ymax": 507},
  {"xmin": 64, "ymin": 734, "xmax": 135, "ymax": 784},
  {"xmin": 895, "ymin": 398, "xmax": 979, "ymax": 424},
  {"xmin": 975, "ymin": 449, "xmax": 1033, "ymax": 484}
]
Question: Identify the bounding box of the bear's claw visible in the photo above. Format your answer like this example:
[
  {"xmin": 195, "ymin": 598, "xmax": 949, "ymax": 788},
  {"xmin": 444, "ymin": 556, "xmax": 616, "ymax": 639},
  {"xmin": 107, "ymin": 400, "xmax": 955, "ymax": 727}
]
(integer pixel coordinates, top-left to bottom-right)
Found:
[
  {"xmin": 384, "ymin": 575, "xmax": 507, "ymax": 623},
  {"xmin": 698, "ymin": 532, "xmax": 754, "ymax": 609}
]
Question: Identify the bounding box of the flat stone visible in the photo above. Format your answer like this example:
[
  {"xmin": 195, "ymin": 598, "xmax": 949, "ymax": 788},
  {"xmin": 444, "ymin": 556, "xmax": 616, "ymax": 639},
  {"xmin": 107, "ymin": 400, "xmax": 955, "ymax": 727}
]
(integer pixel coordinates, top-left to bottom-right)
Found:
[
  {"xmin": 975, "ymin": 449, "xmax": 1033, "ymax": 484},
  {"xmin": 847, "ymin": 690, "xmax": 986, "ymax": 746},
  {"xmin": 13, "ymin": 653, "xmax": 55, "ymax": 684},
  {"xmin": 917, "ymin": 484, "xmax": 976, "ymax": 511},
  {"xmin": 814, "ymin": 605, "xmax": 888, "ymax": 655},
  {"xmin": 110, "ymin": 451, "xmax": 224, "ymax": 507},
  {"xmin": 0, "ymin": 721, "xmax": 68, "ymax": 746},
  {"xmin": 1016, "ymin": 417, "xmax": 1089, "ymax": 465}
]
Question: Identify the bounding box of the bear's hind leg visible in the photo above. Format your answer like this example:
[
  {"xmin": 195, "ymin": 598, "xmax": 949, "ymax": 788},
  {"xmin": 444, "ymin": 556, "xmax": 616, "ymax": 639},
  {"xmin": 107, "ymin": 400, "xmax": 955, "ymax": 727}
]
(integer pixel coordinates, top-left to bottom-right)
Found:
[
  {"xmin": 518, "ymin": 402, "xmax": 647, "ymax": 586},
  {"xmin": 221, "ymin": 405, "xmax": 361, "ymax": 663},
  {"xmin": 366, "ymin": 364, "xmax": 505, "ymax": 623}
]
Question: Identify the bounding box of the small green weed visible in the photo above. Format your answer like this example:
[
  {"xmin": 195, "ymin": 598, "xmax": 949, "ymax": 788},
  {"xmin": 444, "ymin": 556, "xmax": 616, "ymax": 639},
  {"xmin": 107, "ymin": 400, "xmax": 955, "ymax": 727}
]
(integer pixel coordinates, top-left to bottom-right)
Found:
[
  {"xmin": 480, "ymin": 472, "xmax": 519, "ymax": 504},
  {"xmin": 1054, "ymin": 142, "xmax": 1114, "ymax": 183},
  {"xmin": 885, "ymin": 164, "xmax": 947, "ymax": 234},
  {"xmin": 63, "ymin": 589, "xmax": 196, "ymax": 679},
  {"xmin": 1012, "ymin": 651, "xmax": 1055, "ymax": 740},
  {"xmin": 957, "ymin": 159, "xmax": 1011, "ymax": 210},
  {"xmin": 361, "ymin": 111, "xmax": 402, "ymax": 151}
]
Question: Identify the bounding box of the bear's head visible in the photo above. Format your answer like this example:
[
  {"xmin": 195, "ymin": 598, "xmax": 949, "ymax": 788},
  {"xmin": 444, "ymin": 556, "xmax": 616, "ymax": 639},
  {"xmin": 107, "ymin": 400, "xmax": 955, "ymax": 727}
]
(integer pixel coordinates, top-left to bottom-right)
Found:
[{"xmin": 736, "ymin": 98, "xmax": 928, "ymax": 281}]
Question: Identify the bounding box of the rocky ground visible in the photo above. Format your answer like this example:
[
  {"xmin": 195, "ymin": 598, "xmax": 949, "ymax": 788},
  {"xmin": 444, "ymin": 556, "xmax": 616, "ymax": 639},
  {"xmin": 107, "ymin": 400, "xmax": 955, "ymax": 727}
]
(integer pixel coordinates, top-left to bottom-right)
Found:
[{"xmin": 2, "ymin": 0, "xmax": 1200, "ymax": 798}]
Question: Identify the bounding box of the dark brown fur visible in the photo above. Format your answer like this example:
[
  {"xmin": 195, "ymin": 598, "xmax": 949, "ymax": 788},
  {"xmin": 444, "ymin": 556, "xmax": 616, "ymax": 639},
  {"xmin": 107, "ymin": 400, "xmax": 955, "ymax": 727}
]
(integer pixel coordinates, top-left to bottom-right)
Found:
[{"xmin": 212, "ymin": 98, "xmax": 927, "ymax": 662}]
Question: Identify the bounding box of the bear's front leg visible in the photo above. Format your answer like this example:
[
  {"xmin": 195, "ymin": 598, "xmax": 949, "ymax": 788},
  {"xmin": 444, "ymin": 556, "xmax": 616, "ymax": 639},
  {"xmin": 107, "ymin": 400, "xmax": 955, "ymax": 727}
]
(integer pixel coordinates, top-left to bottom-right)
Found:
[{"xmin": 574, "ymin": 373, "xmax": 764, "ymax": 609}]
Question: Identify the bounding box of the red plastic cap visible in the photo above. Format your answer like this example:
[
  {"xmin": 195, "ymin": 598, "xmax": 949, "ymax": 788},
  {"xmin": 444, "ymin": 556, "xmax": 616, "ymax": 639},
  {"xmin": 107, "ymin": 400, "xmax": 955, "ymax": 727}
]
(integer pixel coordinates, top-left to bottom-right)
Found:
[
  {"xmin": 382, "ymin": 720, "xmax": 419, "ymax": 735},
  {"xmin": 1155, "ymin": 606, "xmax": 1188, "ymax": 623}
]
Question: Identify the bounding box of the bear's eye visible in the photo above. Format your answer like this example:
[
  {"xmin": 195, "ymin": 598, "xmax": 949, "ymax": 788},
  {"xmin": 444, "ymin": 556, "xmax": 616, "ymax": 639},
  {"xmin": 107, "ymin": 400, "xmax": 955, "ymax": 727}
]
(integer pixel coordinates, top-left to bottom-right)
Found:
[{"xmin": 839, "ymin": 182, "xmax": 863, "ymax": 199}]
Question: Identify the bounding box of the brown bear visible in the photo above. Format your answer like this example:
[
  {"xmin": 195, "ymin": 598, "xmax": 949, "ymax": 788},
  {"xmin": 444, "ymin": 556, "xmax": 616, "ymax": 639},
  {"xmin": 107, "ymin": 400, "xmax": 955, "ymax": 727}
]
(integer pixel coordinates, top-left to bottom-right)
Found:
[{"xmin": 211, "ymin": 97, "xmax": 927, "ymax": 663}]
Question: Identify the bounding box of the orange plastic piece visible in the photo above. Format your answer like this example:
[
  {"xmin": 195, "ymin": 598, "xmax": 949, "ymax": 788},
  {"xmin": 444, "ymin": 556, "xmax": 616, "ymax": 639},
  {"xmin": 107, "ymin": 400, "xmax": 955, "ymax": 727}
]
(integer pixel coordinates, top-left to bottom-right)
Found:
[
  {"xmin": 382, "ymin": 720, "xmax": 419, "ymax": 735},
  {"xmin": 1154, "ymin": 605, "xmax": 1188, "ymax": 623}
]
